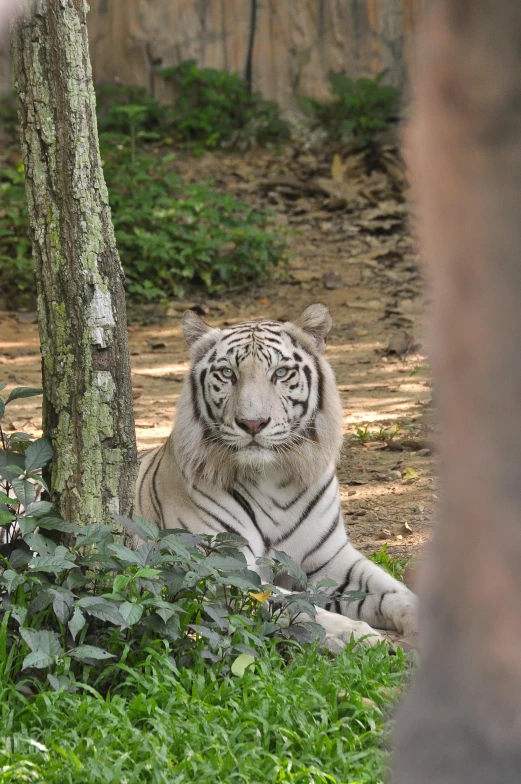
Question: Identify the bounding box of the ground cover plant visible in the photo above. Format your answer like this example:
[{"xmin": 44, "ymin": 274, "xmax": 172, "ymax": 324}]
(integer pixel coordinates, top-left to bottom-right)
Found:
[
  {"xmin": 0, "ymin": 642, "xmax": 409, "ymax": 784},
  {"xmin": 303, "ymin": 71, "xmax": 400, "ymax": 147},
  {"xmin": 97, "ymin": 61, "xmax": 289, "ymax": 152},
  {"xmin": 0, "ymin": 147, "xmax": 285, "ymax": 307}
]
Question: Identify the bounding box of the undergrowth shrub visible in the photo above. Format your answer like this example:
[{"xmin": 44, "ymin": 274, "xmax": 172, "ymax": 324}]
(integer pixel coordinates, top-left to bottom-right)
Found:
[
  {"xmin": 104, "ymin": 149, "xmax": 284, "ymax": 300},
  {"xmin": 0, "ymin": 384, "xmax": 363, "ymax": 697},
  {"xmin": 160, "ymin": 60, "xmax": 289, "ymax": 150},
  {"xmin": 96, "ymin": 61, "xmax": 288, "ymax": 152},
  {"xmin": 303, "ymin": 71, "xmax": 400, "ymax": 146},
  {"xmin": 0, "ymin": 148, "xmax": 285, "ymax": 306}
]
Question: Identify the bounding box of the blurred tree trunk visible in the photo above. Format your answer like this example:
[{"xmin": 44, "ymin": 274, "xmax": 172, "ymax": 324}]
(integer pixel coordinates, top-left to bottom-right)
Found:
[
  {"xmin": 11, "ymin": 0, "xmax": 137, "ymax": 527},
  {"xmin": 393, "ymin": 1, "xmax": 521, "ymax": 782}
]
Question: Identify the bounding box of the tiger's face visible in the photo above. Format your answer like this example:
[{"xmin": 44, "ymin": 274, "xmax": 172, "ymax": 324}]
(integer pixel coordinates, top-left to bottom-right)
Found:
[{"xmin": 176, "ymin": 304, "xmax": 343, "ymax": 484}]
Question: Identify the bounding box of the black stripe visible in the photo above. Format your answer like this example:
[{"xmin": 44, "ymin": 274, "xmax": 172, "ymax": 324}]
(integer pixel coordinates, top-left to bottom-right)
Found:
[
  {"xmin": 270, "ymin": 487, "xmax": 307, "ymax": 511},
  {"xmin": 306, "ymin": 541, "xmax": 346, "ymax": 579},
  {"xmin": 192, "ymin": 500, "xmax": 243, "ymax": 537},
  {"xmin": 139, "ymin": 447, "xmax": 163, "ymax": 523},
  {"xmin": 232, "ymin": 489, "xmax": 270, "ymax": 548},
  {"xmin": 151, "ymin": 446, "xmax": 166, "ymax": 529},
  {"xmin": 336, "ymin": 557, "xmax": 364, "ymax": 597},
  {"xmin": 301, "ymin": 508, "xmax": 341, "ymax": 563},
  {"xmin": 196, "ymin": 487, "xmax": 244, "ymax": 529},
  {"xmin": 377, "ymin": 589, "xmax": 397, "ymax": 617},
  {"xmin": 356, "ymin": 575, "xmax": 371, "ymax": 618},
  {"xmin": 274, "ymin": 473, "xmax": 335, "ymax": 546}
]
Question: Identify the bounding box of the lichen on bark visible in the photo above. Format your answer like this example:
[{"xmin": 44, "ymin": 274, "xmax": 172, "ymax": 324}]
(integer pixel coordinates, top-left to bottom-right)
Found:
[{"xmin": 11, "ymin": 0, "xmax": 137, "ymax": 527}]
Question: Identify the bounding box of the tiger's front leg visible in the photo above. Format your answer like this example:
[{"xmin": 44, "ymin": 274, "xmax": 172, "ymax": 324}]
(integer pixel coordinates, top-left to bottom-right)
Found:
[{"xmin": 326, "ymin": 542, "xmax": 418, "ymax": 637}]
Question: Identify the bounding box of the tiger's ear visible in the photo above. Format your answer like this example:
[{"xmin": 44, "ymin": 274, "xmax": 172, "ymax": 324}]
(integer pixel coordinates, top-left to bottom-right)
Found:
[
  {"xmin": 183, "ymin": 310, "xmax": 212, "ymax": 346},
  {"xmin": 294, "ymin": 304, "xmax": 332, "ymax": 353}
]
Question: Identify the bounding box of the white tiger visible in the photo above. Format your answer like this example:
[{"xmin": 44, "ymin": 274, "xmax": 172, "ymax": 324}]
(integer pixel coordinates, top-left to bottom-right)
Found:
[{"xmin": 137, "ymin": 304, "xmax": 417, "ymax": 648}]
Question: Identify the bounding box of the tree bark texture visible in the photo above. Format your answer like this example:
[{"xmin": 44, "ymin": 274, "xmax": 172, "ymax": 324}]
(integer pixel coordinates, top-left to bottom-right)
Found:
[
  {"xmin": 393, "ymin": 2, "xmax": 521, "ymax": 782},
  {"xmin": 11, "ymin": 0, "xmax": 137, "ymax": 527}
]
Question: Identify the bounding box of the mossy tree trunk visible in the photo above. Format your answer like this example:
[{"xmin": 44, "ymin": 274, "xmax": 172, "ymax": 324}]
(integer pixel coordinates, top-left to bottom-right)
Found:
[{"xmin": 11, "ymin": 0, "xmax": 137, "ymax": 527}]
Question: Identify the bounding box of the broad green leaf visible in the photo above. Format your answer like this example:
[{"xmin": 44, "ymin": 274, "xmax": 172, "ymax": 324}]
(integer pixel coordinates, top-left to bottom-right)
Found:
[
  {"xmin": 113, "ymin": 574, "xmax": 131, "ymax": 593},
  {"xmin": 107, "ymin": 543, "xmax": 142, "ymax": 564},
  {"xmin": 0, "ymin": 464, "xmax": 25, "ymax": 483},
  {"xmin": 22, "ymin": 651, "xmax": 55, "ymax": 670},
  {"xmin": 37, "ymin": 516, "xmax": 80, "ymax": 534},
  {"xmin": 113, "ymin": 514, "xmax": 159, "ymax": 542},
  {"xmin": 12, "ymin": 478, "xmax": 36, "ymax": 508},
  {"xmin": 24, "ymin": 438, "xmax": 53, "ymax": 473},
  {"xmin": 403, "ymin": 467, "xmax": 419, "ymax": 482},
  {"xmin": 0, "ymin": 490, "xmax": 12, "ymax": 504},
  {"xmin": 68, "ymin": 608, "xmax": 86, "ymax": 641},
  {"xmin": 204, "ymin": 554, "xmax": 248, "ymax": 571},
  {"xmin": 1, "ymin": 569, "xmax": 26, "ymax": 593},
  {"xmin": 189, "ymin": 624, "xmax": 222, "ymax": 647},
  {"xmin": 0, "ymin": 382, "xmax": 5, "ymax": 391},
  {"xmin": 29, "ymin": 553, "xmax": 77, "ymax": 573},
  {"xmin": 134, "ymin": 567, "xmax": 161, "ymax": 579},
  {"xmin": 25, "ymin": 500, "xmax": 54, "ymax": 518},
  {"xmin": 231, "ymin": 653, "xmax": 256, "ymax": 677},
  {"xmin": 119, "ymin": 601, "xmax": 143, "ymax": 626},
  {"xmin": 0, "ymin": 450, "xmax": 25, "ymax": 471},
  {"xmin": 23, "ymin": 532, "xmax": 56, "ymax": 556},
  {"xmin": 5, "ymin": 387, "xmax": 42, "ymax": 404},
  {"xmin": 20, "ymin": 628, "xmax": 63, "ymax": 656},
  {"xmin": 18, "ymin": 516, "xmax": 39, "ymax": 536},
  {"xmin": 67, "ymin": 645, "xmax": 115, "ymax": 661},
  {"xmin": 76, "ymin": 597, "xmax": 126, "ymax": 626},
  {"xmin": 28, "ymin": 590, "xmax": 54, "ymax": 614},
  {"xmin": 0, "ymin": 508, "xmax": 15, "ymax": 526}
]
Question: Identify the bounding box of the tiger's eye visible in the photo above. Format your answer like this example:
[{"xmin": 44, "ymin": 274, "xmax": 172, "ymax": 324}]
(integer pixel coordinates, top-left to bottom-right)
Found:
[
  {"xmin": 220, "ymin": 367, "xmax": 235, "ymax": 379},
  {"xmin": 274, "ymin": 367, "xmax": 289, "ymax": 379}
]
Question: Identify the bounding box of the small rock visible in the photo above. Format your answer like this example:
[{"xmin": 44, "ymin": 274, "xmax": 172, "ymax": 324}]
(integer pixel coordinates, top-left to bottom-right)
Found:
[
  {"xmin": 364, "ymin": 511, "xmax": 378, "ymax": 523},
  {"xmin": 149, "ymin": 341, "xmax": 166, "ymax": 350},
  {"xmin": 16, "ymin": 311, "xmax": 38, "ymax": 324},
  {"xmin": 387, "ymin": 470, "xmax": 402, "ymax": 481},
  {"xmin": 418, "ymin": 448, "xmax": 431, "ymax": 457},
  {"xmin": 396, "ymin": 534, "xmax": 403, "ymax": 540},
  {"xmin": 386, "ymin": 330, "xmax": 412, "ymax": 357},
  {"xmin": 347, "ymin": 490, "xmax": 358, "ymax": 497},
  {"xmin": 320, "ymin": 221, "xmax": 333, "ymax": 233},
  {"xmin": 378, "ymin": 528, "xmax": 392, "ymax": 540},
  {"xmin": 322, "ymin": 270, "xmax": 343, "ymax": 290}
]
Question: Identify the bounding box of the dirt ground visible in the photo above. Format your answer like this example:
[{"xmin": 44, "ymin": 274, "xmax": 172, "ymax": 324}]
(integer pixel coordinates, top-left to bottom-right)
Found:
[{"xmin": 0, "ymin": 143, "xmax": 435, "ymax": 569}]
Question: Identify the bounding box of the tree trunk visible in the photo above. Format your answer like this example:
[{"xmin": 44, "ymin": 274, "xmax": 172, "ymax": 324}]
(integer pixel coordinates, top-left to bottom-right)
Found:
[
  {"xmin": 393, "ymin": 1, "xmax": 521, "ymax": 782},
  {"xmin": 10, "ymin": 0, "xmax": 137, "ymax": 527}
]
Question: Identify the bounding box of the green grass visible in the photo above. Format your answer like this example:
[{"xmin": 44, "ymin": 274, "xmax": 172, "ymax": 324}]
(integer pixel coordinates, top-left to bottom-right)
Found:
[{"xmin": 0, "ymin": 642, "xmax": 410, "ymax": 784}]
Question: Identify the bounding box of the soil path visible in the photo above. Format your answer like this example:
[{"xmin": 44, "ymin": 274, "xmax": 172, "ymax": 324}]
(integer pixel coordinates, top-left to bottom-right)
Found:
[{"xmin": 0, "ymin": 144, "xmax": 435, "ymax": 568}]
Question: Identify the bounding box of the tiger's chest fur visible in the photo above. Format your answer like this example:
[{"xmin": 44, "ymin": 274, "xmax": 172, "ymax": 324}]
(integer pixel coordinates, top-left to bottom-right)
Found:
[{"xmin": 138, "ymin": 448, "xmax": 347, "ymax": 574}]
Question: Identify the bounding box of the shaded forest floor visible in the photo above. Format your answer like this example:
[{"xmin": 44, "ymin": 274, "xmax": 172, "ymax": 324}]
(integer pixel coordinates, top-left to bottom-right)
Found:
[{"xmin": 0, "ymin": 143, "xmax": 436, "ymax": 570}]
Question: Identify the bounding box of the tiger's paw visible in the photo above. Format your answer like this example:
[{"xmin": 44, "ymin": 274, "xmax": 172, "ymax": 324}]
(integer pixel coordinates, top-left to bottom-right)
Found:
[{"xmin": 316, "ymin": 609, "xmax": 385, "ymax": 652}]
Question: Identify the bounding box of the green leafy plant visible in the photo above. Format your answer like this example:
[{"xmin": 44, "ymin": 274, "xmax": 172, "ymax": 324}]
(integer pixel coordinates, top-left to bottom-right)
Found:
[
  {"xmin": 303, "ymin": 71, "xmax": 400, "ymax": 147},
  {"xmin": 370, "ymin": 544, "xmax": 411, "ymax": 581},
  {"xmin": 104, "ymin": 149, "xmax": 285, "ymax": 300},
  {"xmin": 160, "ymin": 59, "xmax": 289, "ymax": 150},
  {"xmin": 0, "ymin": 164, "xmax": 34, "ymax": 308},
  {"xmin": 0, "ymin": 149, "xmax": 286, "ymax": 305}
]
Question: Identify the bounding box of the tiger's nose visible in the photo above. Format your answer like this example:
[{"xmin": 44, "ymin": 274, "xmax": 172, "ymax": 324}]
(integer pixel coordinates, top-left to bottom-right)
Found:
[{"xmin": 235, "ymin": 417, "xmax": 270, "ymax": 435}]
